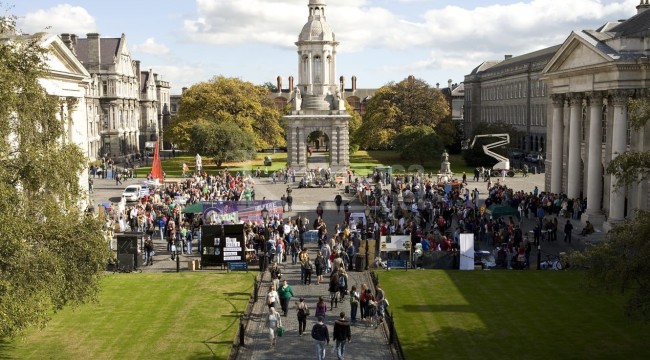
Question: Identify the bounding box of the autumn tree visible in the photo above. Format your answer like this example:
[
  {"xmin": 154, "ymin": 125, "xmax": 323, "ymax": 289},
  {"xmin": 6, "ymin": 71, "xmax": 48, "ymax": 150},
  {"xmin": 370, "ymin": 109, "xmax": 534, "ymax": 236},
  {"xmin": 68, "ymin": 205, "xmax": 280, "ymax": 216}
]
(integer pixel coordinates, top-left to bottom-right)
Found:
[
  {"xmin": 166, "ymin": 76, "xmax": 285, "ymax": 151},
  {"xmin": 355, "ymin": 77, "xmax": 450, "ymax": 149},
  {"xmin": 393, "ymin": 125, "xmax": 444, "ymax": 162},
  {"xmin": 188, "ymin": 121, "xmax": 256, "ymax": 168},
  {"xmin": 0, "ymin": 15, "xmax": 110, "ymax": 337}
]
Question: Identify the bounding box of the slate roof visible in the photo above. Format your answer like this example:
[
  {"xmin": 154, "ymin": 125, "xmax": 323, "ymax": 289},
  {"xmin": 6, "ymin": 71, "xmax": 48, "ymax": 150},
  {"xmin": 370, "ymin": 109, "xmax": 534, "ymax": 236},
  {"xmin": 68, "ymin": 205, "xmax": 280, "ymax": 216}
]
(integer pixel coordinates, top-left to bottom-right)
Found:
[
  {"xmin": 609, "ymin": 8, "xmax": 650, "ymax": 36},
  {"xmin": 73, "ymin": 36, "xmax": 121, "ymax": 65}
]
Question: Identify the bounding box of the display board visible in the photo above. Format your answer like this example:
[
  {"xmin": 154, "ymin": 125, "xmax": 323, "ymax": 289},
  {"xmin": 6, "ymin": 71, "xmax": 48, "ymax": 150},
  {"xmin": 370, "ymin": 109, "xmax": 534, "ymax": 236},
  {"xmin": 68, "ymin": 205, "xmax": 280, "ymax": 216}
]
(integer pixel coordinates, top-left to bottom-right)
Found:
[
  {"xmin": 201, "ymin": 200, "xmax": 283, "ymax": 224},
  {"xmin": 459, "ymin": 233, "xmax": 475, "ymax": 270},
  {"xmin": 379, "ymin": 235, "xmax": 411, "ymax": 252},
  {"xmin": 201, "ymin": 224, "xmax": 246, "ymax": 267}
]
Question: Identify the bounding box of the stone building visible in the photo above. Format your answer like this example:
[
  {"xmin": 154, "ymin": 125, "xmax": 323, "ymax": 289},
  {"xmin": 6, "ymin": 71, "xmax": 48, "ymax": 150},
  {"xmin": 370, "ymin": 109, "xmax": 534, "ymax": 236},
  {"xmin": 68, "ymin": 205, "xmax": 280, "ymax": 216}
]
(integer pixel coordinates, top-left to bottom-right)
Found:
[
  {"xmin": 541, "ymin": 0, "xmax": 650, "ymax": 229},
  {"xmin": 60, "ymin": 32, "xmax": 170, "ymax": 159},
  {"xmin": 463, "ymin": 47, "xmax": 559, "ymax": 153}
]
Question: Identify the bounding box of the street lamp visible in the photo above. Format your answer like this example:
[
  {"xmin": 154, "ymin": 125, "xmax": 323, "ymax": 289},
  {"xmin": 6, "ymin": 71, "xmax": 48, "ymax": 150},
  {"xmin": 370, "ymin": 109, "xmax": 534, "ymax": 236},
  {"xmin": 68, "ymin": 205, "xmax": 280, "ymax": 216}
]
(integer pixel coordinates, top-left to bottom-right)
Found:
[
  {"xmin": 260, "ymin": 208, "xmax": 269, "ymax": 271},
  {"xmin": 364, "ymin": 205, "xmax": 371, "ymax": 270}
]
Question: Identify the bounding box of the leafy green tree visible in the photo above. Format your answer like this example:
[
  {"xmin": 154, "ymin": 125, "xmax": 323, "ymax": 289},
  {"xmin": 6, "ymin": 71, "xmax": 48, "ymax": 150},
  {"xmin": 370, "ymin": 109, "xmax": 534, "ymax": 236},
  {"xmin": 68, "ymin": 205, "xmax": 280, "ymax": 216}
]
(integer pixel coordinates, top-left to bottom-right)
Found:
[
  {"xmin": 393, "ymin": 125, "xmax": 444, "ymax": 162},
  {"xmin": 570, "ymin": 210, "xmax": 650, "ymax": 321},
  {"xmin": 356, "ymin": 77, "xmax": 449, "ymax": 149},
  {"xmin": 187, "ymin": 121, "xmax": 256, "ymax": 168},
  {"xmin": 0, "ymin": 15, "xmax": 110, "ymax": 337},
  {"xmin": 461, "ymin": 122, "xmax": 522, "ymax": 167},
  {"xmin": 167, "ymin": 76, "xmax": 285, "ymax": 150},
  {"xmin": 345, "ymin": 101, "xmax": 362, "ymax": 153}
]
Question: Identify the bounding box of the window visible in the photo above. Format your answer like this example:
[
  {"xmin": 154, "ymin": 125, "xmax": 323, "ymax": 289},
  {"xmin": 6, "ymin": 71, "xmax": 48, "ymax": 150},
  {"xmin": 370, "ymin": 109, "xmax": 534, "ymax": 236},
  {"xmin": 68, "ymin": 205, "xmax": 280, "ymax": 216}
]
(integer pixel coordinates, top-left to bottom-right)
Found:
[{"xmin": 102, "ymin": 81, "xmax": 108, "ymax": 96}]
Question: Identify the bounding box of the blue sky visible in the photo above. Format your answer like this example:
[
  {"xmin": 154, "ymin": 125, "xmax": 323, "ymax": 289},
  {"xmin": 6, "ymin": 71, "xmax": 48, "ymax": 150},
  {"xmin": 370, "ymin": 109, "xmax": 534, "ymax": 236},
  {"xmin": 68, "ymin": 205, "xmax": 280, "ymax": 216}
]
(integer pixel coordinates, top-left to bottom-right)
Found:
[{"xmin": 11, "ymin": 0, "xmax": 640, "ymax": 94}]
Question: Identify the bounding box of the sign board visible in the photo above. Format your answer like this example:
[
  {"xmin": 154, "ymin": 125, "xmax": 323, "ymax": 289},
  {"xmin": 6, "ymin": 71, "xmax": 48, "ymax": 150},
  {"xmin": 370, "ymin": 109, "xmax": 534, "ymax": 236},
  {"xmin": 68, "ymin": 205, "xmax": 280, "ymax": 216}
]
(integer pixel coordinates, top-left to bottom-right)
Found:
[
  {"xmin": 379, "ymin": 235, "xmax": 411, "ymax": 252},
  {"xmin": 348, "ymin": 212, "xmax": 367, "ymax": 228},
  {"xmin": 201, "ymin": 200, "xmax": 283, "ymax": 224},
  {"xmin": 201, "ymin": 224, "xmax": 246, "ymax": 267},
  {"xmin": 459, "ymin": 234, "xmax": 475, "ymax": 270},
  {"xmin": 228, "ymin": 261, "xmax": 248, "ymax": 272}
]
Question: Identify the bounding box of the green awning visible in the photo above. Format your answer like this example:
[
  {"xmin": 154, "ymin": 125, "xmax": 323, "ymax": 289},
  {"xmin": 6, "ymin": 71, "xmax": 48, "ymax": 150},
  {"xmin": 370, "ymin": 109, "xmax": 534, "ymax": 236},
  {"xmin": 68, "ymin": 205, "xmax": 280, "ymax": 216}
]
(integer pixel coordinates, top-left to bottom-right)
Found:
[
  {"xmin": 181, "ymin": 202, "xmax": 203, "ymax": 214},
  {"xmin": 486, "ymin": 204, "xmax": 520, "ymax": 220}
]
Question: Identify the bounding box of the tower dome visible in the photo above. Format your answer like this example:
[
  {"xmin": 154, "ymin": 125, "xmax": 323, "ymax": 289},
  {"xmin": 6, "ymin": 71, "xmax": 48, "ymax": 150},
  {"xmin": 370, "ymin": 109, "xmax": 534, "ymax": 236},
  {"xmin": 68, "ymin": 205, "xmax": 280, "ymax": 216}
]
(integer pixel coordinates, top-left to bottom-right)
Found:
[{"xmin": 299, "ymin": 0, "xmax": 334, "ymax": 42}]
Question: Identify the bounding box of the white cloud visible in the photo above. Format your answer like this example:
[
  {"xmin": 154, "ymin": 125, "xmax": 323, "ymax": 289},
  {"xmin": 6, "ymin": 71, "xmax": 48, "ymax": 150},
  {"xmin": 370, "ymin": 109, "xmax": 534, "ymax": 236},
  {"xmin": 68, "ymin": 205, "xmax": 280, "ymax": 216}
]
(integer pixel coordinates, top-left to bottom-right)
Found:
[
  {"xmin": 147, "ymin": 64, "xmax": 210, "ymax": 94},
  {"xmin": 183, "ymin": 0, "xmax": 636, "ymax": 61},
  {"xmin": 18, "ymin": 4, "xmax": 96, "ymax": 35},
  {"xmin": 133, "ymin": 38, "xmax": 171, "ymax": 55}
]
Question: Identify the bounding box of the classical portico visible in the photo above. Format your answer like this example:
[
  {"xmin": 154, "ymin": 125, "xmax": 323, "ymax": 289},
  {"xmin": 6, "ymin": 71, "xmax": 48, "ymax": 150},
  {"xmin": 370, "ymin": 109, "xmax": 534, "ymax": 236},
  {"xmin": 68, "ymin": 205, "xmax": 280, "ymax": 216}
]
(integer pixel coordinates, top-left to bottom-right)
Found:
[
  {"xmin": 284, "ymin": 0, "xmax": 350, "ymax": 173},
  {"xmin": 542, "ymin": 4, "xmax": 650, "ymax": 229}
]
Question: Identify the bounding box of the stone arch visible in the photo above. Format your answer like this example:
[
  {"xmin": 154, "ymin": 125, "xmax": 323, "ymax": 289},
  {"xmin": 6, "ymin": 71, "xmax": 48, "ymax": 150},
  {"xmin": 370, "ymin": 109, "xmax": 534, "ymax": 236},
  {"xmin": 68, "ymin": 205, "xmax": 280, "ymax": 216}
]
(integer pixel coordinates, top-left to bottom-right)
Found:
[{"xmin": 285, "ymin": 117, "xmax": 350, "ymax": 174}]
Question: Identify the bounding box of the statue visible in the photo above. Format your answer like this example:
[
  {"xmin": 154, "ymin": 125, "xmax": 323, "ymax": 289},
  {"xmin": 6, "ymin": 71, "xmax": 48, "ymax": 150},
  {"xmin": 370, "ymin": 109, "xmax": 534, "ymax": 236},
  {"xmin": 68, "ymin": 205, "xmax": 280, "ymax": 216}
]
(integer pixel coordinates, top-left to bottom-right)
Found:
[
  {"xmin": 334, "ymin": 88, "xmax": 345, "ymax": 110},
  {"xmin": 441, "ymin": 150, "xmax": 449, "ymax": 163},
  {"xmin": 195, "ymin": 153, "xmax": 202, "ymax": 174},
  {"xmin": 293, "ymin": 87, "xmax": 302, "ymax": 111}
]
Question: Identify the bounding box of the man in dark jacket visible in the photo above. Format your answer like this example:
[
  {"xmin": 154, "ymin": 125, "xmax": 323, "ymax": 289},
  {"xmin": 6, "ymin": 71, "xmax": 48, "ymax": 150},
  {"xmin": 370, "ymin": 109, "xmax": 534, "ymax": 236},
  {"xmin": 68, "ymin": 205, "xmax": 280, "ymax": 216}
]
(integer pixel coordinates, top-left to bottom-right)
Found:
[
  {"xmin": 333, "ymin": 312, "xmax": 351, "ymax": 360},
  {"xmin": 311, "ymin": 316, "xmax": 330, "ymax": 360}
]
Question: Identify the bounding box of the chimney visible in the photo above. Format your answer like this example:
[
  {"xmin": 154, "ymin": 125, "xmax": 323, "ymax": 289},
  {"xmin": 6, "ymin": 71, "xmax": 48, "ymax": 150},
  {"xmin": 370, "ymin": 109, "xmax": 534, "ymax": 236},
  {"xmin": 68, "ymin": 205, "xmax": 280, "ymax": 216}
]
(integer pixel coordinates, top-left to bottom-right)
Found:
[
  {"xmin": 351, "ymin": 75, "xmax": 357, "ymax": 92},
  {"xmin": 61, "ymin": 33, "xmax": 72, "ymax": 51},
  {"xmin": 70, "ymin": 34, "xmax": 77, "ymax": 55},
  {"xmin": 638, "ymin": 0, "xmax": 650, "ymax": 14},
  {"xmin": 276, "ymin": 76, "xmax": 282, "ymax": 92},
  {"xmin": 448, "ymin": 79, "xmax": 452, "ymax": 90},
  {"xmin": 86, "ymin": 33, "xmax": 101, "ymax": 67},
  {"xmin": 288, "ymin": 76, "xmax": 294, "ymax": 91},
  {"xmin": 182, "ymin": 87, "xmax": 188, "ymax": 94},
  {"xmin": 408, "ymin": 75, "xmax": 415, "ymax": 85},
  {"xmin": 339, "ymin": 75, "xmax": 345, "ymax": 93},
  {"xmin": 504, "ymin": 54, "xmax": 513, "ymax": 60}
]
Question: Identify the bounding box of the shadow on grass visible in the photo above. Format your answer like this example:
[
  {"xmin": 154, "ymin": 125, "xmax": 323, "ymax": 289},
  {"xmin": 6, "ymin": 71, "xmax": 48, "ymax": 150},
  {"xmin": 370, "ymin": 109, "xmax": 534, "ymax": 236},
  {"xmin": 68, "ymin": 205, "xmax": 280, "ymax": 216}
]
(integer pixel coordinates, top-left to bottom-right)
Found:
[
  {"xmin": 400, "ymin": 304, "xmax": 473, "ymax": 313},
  {"xmin": 0, "ymin": 339, "xmax": 16, "ymax": 360},
  {"xmin": 222, "ymin": 292, "xmax": 250, "ymax": 297}
]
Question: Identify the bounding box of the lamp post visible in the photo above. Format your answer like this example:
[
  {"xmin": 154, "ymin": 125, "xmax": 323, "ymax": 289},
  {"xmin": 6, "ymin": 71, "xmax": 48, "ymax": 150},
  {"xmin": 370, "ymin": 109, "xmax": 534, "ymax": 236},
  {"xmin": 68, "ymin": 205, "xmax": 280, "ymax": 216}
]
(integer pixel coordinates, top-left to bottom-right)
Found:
[{"xmin": 260, "ymin": 208, "xmax": 269, "ymax": 272}]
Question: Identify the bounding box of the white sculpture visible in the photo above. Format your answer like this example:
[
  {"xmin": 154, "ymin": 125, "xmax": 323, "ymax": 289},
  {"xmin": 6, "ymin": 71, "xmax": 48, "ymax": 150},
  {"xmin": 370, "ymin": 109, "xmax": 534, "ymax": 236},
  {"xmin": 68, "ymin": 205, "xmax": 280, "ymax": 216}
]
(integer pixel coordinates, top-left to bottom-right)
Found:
[
  {"xmin": 293, "ymin": 87, "xmax": 302, "ymax": 111},
  {"xmin": 195, "ymin": 153, "xmax": 202, "ymax": 173}
]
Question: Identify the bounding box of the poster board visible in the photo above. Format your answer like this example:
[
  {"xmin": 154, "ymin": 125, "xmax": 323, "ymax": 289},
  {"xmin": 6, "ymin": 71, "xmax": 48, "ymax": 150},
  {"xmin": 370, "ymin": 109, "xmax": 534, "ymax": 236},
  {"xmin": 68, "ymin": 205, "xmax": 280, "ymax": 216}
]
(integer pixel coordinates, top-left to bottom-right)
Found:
[
  {"xmin": 459, "ymin": 233, "xmax": 475, "ymax": 270},
  {"xmin": 201, "ymin": 224, "xmax": 246, "ymax": 267},
  {"xmin": 379, "ymin": 235, "xmax": 411, "ymax": 252}
]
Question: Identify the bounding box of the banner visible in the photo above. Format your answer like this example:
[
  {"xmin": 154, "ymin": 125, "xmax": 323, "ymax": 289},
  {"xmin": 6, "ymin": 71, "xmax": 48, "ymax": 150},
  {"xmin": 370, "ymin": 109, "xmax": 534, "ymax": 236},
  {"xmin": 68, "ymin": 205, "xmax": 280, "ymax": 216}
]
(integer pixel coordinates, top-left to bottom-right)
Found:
[
  {"xmin": 201, "ymin": 200, "xmax": 283, "ymax": 224},
  {"xmin": 459, "ymin": 234, "xmax": 475, "ymax": 270}
]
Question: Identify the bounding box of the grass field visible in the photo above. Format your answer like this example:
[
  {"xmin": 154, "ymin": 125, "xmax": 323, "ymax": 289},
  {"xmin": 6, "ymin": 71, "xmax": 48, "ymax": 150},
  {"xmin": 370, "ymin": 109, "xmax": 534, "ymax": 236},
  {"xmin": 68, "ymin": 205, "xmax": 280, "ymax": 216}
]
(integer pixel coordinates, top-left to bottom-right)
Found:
[
  {"xmin": 140, "ymin": 150, "xmax": 474, "ymax": 178},
  {"xmin": 380, "ymin": 270, "xmax": 648, "ymax": 360},
  {"xmin": 2, "ymin": 272, "xmax": 254, "ymax": 360}
]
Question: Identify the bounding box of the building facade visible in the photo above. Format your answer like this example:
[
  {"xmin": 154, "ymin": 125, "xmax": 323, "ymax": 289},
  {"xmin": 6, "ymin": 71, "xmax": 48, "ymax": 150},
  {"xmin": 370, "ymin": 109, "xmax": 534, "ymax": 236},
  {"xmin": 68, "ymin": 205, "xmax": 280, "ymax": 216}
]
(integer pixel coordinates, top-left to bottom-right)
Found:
[
  {"xmin": 464, "ymin": 47, "xmax": 559, "ymax": 153},
  {"xmin": 542, "ymin": 1, "xmax": 650, "ymax": 229}
]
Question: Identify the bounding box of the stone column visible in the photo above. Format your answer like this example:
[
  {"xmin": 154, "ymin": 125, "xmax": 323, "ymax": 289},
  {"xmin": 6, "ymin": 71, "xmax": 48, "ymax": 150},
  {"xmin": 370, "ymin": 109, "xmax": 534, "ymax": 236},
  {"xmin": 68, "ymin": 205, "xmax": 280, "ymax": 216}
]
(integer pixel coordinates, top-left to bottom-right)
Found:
[
  {"xmin": 287, "ymin": 125, "xmax": 295, "ymax": 166},
  {"xmin": 307, "ymin": 53, "xmax": 313, "ymax": 94},
  {"xmin": 608, "ymin": 92, "xmax": 629, "ymax": 223},
  {"xmin": 551, "ymin": 95, "xmax": 564, "ymax": 193},
  {"xmin": 567, "ymin": 94, "xmax": 582, "ymax": 198},
  {"xmin": 297, "ymin": 126, "xmax": 307, "ymax": 171},
  {"xmin": 584, "ymin": 93, "xmax": 604, "ymax": 222}
]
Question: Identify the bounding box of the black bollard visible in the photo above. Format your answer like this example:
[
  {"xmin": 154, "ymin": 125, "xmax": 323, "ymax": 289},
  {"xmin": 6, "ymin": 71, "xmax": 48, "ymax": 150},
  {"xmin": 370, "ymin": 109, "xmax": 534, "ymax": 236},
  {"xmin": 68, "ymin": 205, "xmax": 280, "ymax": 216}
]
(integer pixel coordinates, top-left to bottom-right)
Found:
[
  {"xmin": 253, "ymin": 280, "xmax": 259, "ymax": 303},
  {"xmin": 176, "ymin": 248, "xmax": 180, "ymax": 273},
  {"xmin": 239, "ymin": 316, "xmax": 245, "ymax": 346},
  {"xmin": 536, "ymin": 245, "xmax": 541, "ymax": 270}
]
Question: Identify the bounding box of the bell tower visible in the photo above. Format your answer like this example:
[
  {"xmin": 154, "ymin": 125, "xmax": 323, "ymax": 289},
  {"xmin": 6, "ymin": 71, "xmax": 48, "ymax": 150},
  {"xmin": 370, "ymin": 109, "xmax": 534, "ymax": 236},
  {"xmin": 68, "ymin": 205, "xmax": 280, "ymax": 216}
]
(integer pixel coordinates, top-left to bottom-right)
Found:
[{"xmin": 284, "ymin": 0, "xmax": 351, "ymax": 174}]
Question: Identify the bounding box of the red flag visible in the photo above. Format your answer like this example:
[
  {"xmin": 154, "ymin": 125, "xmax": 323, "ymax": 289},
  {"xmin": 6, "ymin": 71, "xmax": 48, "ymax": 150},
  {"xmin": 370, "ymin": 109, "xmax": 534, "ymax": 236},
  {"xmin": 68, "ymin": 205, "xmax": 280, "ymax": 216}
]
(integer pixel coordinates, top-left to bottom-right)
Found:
[{"xmin": 150, "ymin": 140, "xmax": 164, "ymax": 182}]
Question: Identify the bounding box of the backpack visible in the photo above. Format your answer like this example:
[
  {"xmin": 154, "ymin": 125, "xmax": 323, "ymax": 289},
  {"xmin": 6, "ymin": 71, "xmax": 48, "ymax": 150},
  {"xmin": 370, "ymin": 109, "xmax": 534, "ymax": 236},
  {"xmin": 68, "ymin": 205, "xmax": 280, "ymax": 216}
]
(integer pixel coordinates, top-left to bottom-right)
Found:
[{"xmin": 338, "ymin": 274, "xmax": 346, "ymax": 288}]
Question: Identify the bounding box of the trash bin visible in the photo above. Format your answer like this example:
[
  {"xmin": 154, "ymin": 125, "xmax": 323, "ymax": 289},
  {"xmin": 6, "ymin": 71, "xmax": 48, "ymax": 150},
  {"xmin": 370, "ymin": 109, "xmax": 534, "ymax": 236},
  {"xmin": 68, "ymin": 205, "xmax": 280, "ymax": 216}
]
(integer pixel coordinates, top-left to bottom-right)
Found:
[
  {"xmin": 532, "ymin": 166, "xmax": 537, "ymax": 174},
  {"xmin": 345, "ymin": 185, "xmax": 350, "ymax": 194},
  {"xmin": 354, "ymin": 254, "xmax": 366, "ymax": 272}
]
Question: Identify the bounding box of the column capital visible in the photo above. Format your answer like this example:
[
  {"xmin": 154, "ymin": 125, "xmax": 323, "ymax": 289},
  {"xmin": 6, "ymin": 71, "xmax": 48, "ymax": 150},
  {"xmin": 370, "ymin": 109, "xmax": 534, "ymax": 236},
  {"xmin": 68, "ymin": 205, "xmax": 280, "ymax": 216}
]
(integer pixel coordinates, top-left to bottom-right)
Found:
[
  {"xmin": 585, "ymin": 91, "xmax": 604, "ymax": 107},
  {"xmin": 569, "ymin": 93, "xmax": 583, "ymax": 106},
  {"xmin": 551, "ymin": 94, "xmax": 564, "ymax": 106},
  {"xmin": 609, "ymin": 89, "xmax": 634, "ymax": 106}
]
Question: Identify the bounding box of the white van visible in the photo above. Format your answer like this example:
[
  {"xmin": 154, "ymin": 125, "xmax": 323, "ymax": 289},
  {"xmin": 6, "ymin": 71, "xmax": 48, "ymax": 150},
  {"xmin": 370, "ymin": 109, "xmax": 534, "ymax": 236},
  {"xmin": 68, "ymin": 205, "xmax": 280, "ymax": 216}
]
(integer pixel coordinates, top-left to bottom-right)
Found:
[{"xmin": 144, "ymin": 141, "xmax": 156, "ymax": 156}]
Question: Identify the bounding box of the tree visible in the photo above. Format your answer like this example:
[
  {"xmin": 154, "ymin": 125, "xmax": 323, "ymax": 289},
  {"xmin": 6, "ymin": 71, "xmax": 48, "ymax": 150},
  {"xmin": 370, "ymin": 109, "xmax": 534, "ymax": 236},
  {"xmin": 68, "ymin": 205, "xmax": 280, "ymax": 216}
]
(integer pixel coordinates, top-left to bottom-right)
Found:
[
  {"xmin": 187, "ymin": 121, "xmax": 256, "ymax": 168},
  {"xmin": 0, "ymin": 16, "xmax": 110, "ymax": 337},
  {"xmin": 461, "ymin": 122, "xmax": 522, "ymax": 167},
  {"xmin": 570, "ymin": 210, "xmax": 650, "ymax": 321},
  {"xmin": 166, "ymin": 76, "xmax": 285, "ymax": 150},
  {"xmin": 356, "ymin": 77, "xmax": 449, "ymax": 149},
  {"xmin": 345, "ymin": 101, "xmax": 362, "ymax": 153},
  {"xmin": 393, "ymin": 125, "xmax": 444, "ymax": 162}
]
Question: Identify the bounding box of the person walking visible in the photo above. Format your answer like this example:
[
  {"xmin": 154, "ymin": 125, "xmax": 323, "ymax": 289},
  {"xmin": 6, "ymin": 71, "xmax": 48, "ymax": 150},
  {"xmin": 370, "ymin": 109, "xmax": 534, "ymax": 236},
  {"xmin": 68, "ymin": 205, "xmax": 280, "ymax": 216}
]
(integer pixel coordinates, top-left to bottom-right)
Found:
[
  {"xmin": 334, "ymin": 193, "xmax": 343, "ymax": 213},
  {"xmin": 303, "ymin": 255, "xmax": 313, "ymax": 285},
  {"xmin": 564, "ymin": 219, "xmax": 573, "ymax": 243},
  {"xmin": 329, "ymin": 271, "xmax": 340, "ymax": 309},
  {"xmin": 359, "ymin": 283, "xmax": 368, "ymax": 322},
  {"xmin": 266, "ymin": 286, "xmax": 278, "ymax": 310},
  {"xmin": 270, "ymin": 262, "xmax": 282, "ymax": 291},
  {"xmin": 277, "ymin": 279, "xmax": 294, "ymax": 316},
  {"xmin": 315, "ymin": 296, "xmax": 327, "ymax": 319},
  {"xmin": 315, "ymin": 250, "xmax": 326, "ymax": 285},
  {"xmin": 295, "ymin": 297, "xmax": 309, "ymax": 336},
  {"xmin": 333, "ymin": 311, "xmax": 352, "ymax": 360},
  {"xmin": 286, "ymin": 194, "xmax": 293, "ymax": 211},
  {"xmin": 349, "ymin": 285, "xmax": 359, "ymax": 323},
  {"xmin": 311, "ymin": 316, "xmax": 330, "ymax": 360},
  {"xmin": 267, "ymin": 307, "xmax": 282, "ymax": 349}
]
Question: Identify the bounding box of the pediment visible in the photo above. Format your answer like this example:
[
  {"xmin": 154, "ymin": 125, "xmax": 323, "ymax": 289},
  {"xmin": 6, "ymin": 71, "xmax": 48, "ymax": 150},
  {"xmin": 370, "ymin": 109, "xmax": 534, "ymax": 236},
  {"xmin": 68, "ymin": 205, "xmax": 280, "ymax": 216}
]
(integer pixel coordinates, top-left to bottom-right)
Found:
[
  {"xmin": 42, "ymin": 35, "xmax": 90, "ymax": 79},
  {"xmin": 543, "ymin": 32, "xmax": 613, "ymax": 75}
]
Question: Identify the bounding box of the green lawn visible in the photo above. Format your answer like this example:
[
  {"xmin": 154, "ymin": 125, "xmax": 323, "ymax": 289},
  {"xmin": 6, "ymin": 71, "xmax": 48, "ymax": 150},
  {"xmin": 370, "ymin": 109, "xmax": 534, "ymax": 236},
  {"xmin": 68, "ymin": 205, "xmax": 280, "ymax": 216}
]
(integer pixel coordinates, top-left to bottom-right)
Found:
[
  {"xmin": 350, "ymin": 150, "xmax": 473, "ymax": 176},
  {"xmin": 136, "ymin": 150, "xmax": 473, "ymax": 179},
  {"xmin": 4, "ymin": 272, "xmax": 253, "ymax": 360},
  {"xmin": 380, "ymin": 271, "xmax": 647, "ymax": 360}
]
